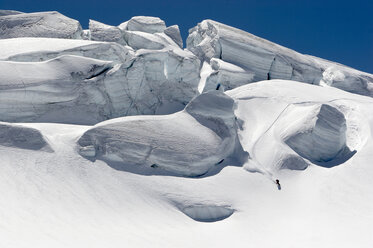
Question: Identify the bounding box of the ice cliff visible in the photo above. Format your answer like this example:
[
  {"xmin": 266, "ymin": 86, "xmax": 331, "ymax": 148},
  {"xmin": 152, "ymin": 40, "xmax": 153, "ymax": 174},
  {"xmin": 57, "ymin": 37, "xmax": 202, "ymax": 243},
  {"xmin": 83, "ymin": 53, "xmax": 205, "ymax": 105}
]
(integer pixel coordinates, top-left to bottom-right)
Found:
[{"xmin": 0, "ymin": 10, "xmax": 372, "ymax": 125}]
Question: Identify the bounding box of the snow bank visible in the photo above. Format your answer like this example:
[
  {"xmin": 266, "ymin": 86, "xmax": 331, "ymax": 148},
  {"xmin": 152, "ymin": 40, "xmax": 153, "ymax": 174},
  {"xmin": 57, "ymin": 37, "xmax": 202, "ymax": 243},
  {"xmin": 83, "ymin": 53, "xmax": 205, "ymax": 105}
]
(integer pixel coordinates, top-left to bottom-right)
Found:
[
  {"xmin": 228, "ymin": 80, "xmax": 367, "ymax": 173},
  {"xmin": 0, "ymin": 38, "xmax": 135, "ymax": 64},
  {"xmin": 0, "ymin": 11, "xmax": 82, "ymax": 39},
  {"xmin": 188, "ymin": 20, "xmax": 373, "ymax": 97},
  {"xmin": 0, "ymin": 122, "xmax": 51, "ymax": 151},
  {"xmin": 77, "ymin": 91, "xmax": 237, "ymax": 177},
  {"xmin": 0, "ymin": 55, "xmax": 116, "ymax": 124},
  {"xmin": 284, "ymin": 104, "xmax": 350, "ymax": 165}
]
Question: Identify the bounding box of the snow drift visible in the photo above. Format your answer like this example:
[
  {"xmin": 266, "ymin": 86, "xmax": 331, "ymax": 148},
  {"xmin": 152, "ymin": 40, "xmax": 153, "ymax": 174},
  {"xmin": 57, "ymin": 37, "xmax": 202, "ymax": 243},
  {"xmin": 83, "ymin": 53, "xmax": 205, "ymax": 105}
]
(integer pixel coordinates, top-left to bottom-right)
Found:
[
  {"xmin": 228, "ymin": 80, "xmax": 368, "ymax": 173},
  {"xmin": 77, "ymin": 91, "xmax": 237, "ymax": 177},
  {"xmin": 0, "ymin": 122, "xmax": 51, "ymax": 151}
]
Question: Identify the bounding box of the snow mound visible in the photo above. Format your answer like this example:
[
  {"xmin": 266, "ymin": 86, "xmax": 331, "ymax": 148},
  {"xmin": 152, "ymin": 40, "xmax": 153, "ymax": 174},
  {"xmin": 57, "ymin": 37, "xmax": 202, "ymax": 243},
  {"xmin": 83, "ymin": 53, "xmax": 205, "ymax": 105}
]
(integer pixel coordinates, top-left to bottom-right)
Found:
[
  {"xmin": 0, "ymin": 11, "xmax": 82, "ymax": 39},
  {"xmin": 180, "ymin": 205, "xmax": 234, "ymax": 222},
  {"xmin": 126, "ymin": 16, "xmax": 166, "ymax": 34},
  {"xmin": 228, "ymin": 80, "xmax": 369, "ymax": 173},
  {"xmin": 0, "ymin": 38, "xmax": 135, "ymax": 64},
  {"xmin": 284, "ymin": 104, "xmax": 353, "ymax": 166},
  {"xmin": 0, "ymin": 55, "xmax": 117, "ymax": 124},
  {"xmin": 89, "ymin": 19, "xmax": 126, "ymax": 45},
  {"xmin": 77, "ymin": 91, "xmax": 237, "ymax": 177},
  {"xmin": 188, "ymin": 20, "xmax": 373, "ymax": 97},
  {"xmin": 0, "ymin": 10, "xmax": 23, "ymax": 16},
  {"xmin": 0, "ymin": 122, "xmax": 51, "ymax": 151}
]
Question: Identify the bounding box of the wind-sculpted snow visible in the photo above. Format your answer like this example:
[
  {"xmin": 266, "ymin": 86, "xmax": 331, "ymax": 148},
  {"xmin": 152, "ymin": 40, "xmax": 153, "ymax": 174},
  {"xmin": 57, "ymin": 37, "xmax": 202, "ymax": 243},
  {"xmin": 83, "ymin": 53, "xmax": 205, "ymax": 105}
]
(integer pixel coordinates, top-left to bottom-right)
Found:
[
  {"xmin": 0, "ymin": 55, "xmax": 118, "ymax": 124},
  {"xmin": 0, "ymin": 10, "xmax": 23, "ymax": 16},
  {"xmin": 0, "ymin": 11, "xmax": 83, "ymax": 39},
  {"xmin": 0, "ymin": 38, "xmax": 135, "ymax": 64},
  {"xmin": 0, "ymin": 43, "xmax": 200, "ymax": 124},
  {"xmin": 188, "ymin": 20, "xmax": 373, "ymax": 97},
  {"xmin": 284, "ymin": 104, "xmax": 352, "ymax": 166},
  {"xmin": 228, "ymin": 80, "xmax": 369, "ymax": 173},
  {"xmin": 77, "ymin": 91, "xmax": 237, "ymax": 177},
  {"xmin": 0, "ymin": 122, "xmax": 51, "ymax": 151}
]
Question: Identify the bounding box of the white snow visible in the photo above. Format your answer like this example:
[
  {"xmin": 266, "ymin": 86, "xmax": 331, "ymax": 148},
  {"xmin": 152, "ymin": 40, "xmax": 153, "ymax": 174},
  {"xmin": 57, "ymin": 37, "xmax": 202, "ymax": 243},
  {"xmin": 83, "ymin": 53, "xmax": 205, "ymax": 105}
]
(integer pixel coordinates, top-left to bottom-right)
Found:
[
  {"xmin": 0, "ymin": 11, "xmax": 82, "ymax": 39},
  {"xmin": 188, "ymin": 19, "xmax": 373, "ymax": 96},
  {"xmin": 77, "ymin": 91, "xmax": 237, "ymax": 177},
  {"xmin": 126, "ymin": 16, "xmax": 166, "ymax": 34},
  {"xmin": 1, "ymin": 11, "xmax": 373, "ymax": 248},
  {"xmin": 89, "ymin": 19, "xmax": 126, "ymax": 45}
]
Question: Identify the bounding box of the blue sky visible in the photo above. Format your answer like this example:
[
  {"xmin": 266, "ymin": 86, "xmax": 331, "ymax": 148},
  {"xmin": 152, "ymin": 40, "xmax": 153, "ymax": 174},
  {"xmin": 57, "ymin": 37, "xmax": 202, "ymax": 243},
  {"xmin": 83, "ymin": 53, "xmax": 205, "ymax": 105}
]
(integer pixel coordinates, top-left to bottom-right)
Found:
[{"xmin": 2, "ymin": 0, "xmax": 372, "ymax": 73}]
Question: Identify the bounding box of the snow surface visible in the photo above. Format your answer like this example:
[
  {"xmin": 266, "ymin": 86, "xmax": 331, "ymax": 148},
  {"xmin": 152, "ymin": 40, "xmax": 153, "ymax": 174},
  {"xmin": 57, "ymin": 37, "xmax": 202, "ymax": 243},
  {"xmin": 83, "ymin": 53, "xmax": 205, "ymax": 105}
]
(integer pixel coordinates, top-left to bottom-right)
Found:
[
  {"xmin": 77, "ymin": 91, "xmax": 238, "ymax": 177},
  {"xmin": 187, "ymin": 19, "xmax": 373, "ymax": 96},
  {"xmin": 0, "ymin": 11, "xmax": 82, "ymax": 39},
  {"xmin": 1, "ymin": 10, "xmax": 373, "ymax": 248}
]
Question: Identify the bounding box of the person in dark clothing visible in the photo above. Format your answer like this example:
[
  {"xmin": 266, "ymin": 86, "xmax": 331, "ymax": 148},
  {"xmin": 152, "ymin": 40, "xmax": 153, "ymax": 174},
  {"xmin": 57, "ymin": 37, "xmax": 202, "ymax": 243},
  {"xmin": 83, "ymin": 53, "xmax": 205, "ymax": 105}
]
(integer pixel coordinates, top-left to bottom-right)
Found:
[{"xmin": 275, "ymin": 179, "xmax": 281, "ymax": 190}]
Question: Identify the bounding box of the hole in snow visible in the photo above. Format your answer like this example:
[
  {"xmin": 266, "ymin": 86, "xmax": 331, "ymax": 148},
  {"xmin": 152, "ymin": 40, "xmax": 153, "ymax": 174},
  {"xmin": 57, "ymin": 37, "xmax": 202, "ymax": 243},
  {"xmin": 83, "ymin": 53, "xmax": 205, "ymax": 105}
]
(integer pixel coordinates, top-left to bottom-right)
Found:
[{"xmin": 180, "ymin": 205, "xmax": 234, "ymax": 222}]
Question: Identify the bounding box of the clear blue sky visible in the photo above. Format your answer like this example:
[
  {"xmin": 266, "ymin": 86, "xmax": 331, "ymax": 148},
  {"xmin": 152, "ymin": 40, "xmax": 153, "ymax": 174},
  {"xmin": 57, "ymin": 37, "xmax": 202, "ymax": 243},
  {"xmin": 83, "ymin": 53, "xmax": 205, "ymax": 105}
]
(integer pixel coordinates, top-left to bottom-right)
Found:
[{"xmin": 2, "ymin": 0, "xmax": 372, "ymax": 73}]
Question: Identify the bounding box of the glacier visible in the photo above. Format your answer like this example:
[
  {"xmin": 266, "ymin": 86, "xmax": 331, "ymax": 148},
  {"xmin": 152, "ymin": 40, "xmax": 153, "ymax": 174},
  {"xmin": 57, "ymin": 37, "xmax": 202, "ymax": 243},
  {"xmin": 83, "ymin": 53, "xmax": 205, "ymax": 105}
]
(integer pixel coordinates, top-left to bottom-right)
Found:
[
  {"xmin": 0, "ymin": 9, "xmax": 373, "ymax": 248},
  {"xmin": 187, "ymin": 20, "xmax": 373, "ymax": 96}
]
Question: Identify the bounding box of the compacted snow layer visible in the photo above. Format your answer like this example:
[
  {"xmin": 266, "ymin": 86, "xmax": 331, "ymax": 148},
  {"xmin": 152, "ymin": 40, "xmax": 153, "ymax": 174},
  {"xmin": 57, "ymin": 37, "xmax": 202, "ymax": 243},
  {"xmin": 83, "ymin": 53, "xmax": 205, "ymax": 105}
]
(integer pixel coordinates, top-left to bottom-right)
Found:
[
  {"xmin": 0, "ymin": 38, "xmax": 200, "ymax": 123},
  {"xmin": 0, "ymin": 11, "xmax": 83, "ymax": 39},
  {"xmin": 188, "ymin": 20, "xmax": 373, "ymax": 96},
  {"xmin": 77, "ymin": 91, "xmax": 237, "ymax": 176},
  {"xmin": 126, "ymin": 16, "xmax": 166, "ymax": 34},
  {"xmin": 89, "ymin": 19, "xmax": 126, "ymax": 45},
  {"xmin": 0, "ymin": 55, "xmax": 117, "ymax": 124},
  {"xmin": 0, "ymin": 122, "xmax": 51, "ymax": 151},
  {"xmin": 0, "ymin": 37, "xmax": 135, "ymax": 64},
  {"xmin": 284, "ymin": 104, "xmax": 352, "ymax": 166},
  {"xmin": 227, "ymin": 80, "xmax": 369, "ymax": 174}
]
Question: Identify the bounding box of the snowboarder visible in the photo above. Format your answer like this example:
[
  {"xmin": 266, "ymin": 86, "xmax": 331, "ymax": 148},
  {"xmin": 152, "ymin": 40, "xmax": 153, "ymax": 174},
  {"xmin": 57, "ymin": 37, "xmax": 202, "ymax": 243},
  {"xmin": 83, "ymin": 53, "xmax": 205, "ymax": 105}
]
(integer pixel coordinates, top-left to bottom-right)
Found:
[{"xmin": 216, "ymin": 83, "xmax": 221, "ymax": 90}]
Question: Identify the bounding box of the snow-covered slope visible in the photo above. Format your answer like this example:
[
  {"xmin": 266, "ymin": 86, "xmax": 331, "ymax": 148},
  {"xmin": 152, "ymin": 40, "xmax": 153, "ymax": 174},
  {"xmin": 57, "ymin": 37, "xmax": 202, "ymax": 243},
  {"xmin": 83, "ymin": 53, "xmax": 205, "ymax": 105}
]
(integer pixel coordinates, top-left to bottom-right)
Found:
[
  {"xmin": 1, "ymin": 10, "xmax": 373, "ymax": 248},
  {"xmin": 228, "ymin": 80, "xmax": 369, "ymax": 174},
  {"xmin": 188, "ymin": 20, "xmax": 373, "ymax": 96},
  {"xmin": 1, "ymin": 80, "xmax": 373, "ymax": 248}
]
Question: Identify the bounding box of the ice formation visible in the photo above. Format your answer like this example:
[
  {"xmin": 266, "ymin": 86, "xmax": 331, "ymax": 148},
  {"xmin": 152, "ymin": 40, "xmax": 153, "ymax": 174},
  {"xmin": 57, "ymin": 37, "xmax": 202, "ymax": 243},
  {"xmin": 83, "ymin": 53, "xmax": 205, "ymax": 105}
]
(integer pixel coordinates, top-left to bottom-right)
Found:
[
  {"xmin": 0, "ymin": 11, "xmax": 83, "ymax": 39},
  {"xmin": 187, "ymin": 20, "xmax": 373, "ymax": 96},
  {"xmin": 228, "ymin": 80, "xmax": 366, "ymax": 173},
  {"xmin": 89, "ymin": 19, "xmax": 126, "ymax": 45},
  {"xmin": 0, "ymin": 10, "xmax": 373, "ymax": 248},
  {"xmin": 77, "ymin": 91, "xmax": 237, "ymax": 176},
  {"xmin": 0, "ymin": 122, "xmax": 51, "ymax": 151}
]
